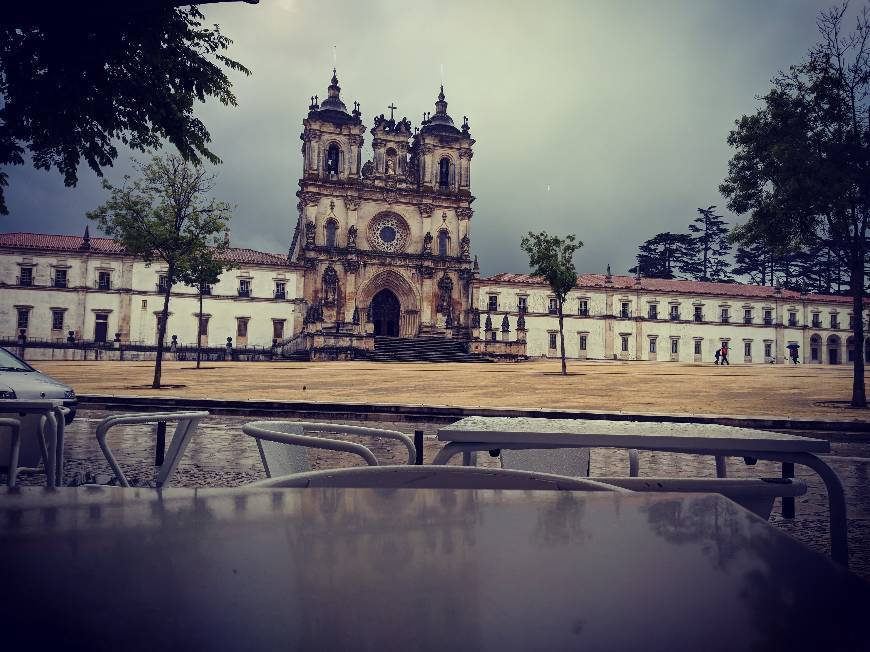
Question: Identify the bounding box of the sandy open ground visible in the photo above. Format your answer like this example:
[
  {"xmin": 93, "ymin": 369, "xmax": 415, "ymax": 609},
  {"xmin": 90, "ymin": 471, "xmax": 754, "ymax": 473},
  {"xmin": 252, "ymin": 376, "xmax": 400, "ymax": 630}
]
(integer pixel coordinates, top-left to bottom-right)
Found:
[{"xmin": 32, "ymin": 358, "xmax": 869, "ymax": 421}]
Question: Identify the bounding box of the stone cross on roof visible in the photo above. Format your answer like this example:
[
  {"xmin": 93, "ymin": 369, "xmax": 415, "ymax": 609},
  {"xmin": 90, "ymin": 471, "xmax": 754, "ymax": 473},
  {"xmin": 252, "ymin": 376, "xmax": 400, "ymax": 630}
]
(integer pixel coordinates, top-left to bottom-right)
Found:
[{"xmin": 388, "ymin": 103, "xmax": 397, "ymax": 120}]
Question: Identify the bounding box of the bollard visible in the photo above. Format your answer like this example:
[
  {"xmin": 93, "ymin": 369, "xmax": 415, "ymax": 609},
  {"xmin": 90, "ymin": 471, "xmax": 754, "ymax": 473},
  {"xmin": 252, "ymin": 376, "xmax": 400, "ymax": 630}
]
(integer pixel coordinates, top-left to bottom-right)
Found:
[
  {"xmin": 155, "ymin": 421, "xmax": 167, "ymax": 466},
  {"xmin": 782, "ymin": 462, "xmax": 795, "ymax": 519},
  {"xmin": 414, "ymin": 430, "xmax": 424, "ymax": 465}
]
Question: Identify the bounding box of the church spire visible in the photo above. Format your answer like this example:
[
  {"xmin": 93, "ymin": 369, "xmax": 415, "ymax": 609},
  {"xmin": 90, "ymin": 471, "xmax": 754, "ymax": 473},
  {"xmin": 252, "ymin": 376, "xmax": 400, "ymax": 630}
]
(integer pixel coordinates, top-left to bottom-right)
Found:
[
  {"xmin": 79, "ymin": 225, "xmax": 91, "ymax": 251},
  {"xmin": 318, "ymin": 67, "xmax": 348, "ymax": 113}
]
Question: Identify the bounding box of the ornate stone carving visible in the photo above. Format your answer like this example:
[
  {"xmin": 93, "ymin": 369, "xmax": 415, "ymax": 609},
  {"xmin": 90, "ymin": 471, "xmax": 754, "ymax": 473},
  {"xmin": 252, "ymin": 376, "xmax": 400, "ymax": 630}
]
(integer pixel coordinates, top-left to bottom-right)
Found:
[
  {"xmin": 473, "ymin": 307, "xmax": 481, "ymax": 328},
  {"xmin": 381, "ymin": 189, "xmax": 397, "ymax": 205},
  {"xmin": 345, "ymin": 196, "xmax": 361, "ymax": 211},
  {"xmin": 303, "ymin": 256, "xmax": 317, "ymax": 269},
  {"xmin": 349, "ymin": 135, "xmax": 364, "ymax": 147},
  {"xmin": 346, "ymin": 224, "xmax": 357, "ymax": 250},
  {"xmin": 300, "ymin": 191, "xmax": 320, "ymax": 207},
  {"xmin": 361, "ymin": 160, "xmax": 374, "ymax": 178},
  {"xmin": 501, "ymin": 314, "xmax": 510, "ymax": 332},
  {"xmin": 422, "ymin": 231, "xmax": 433, "ymax": 256},
  {"xmin": 437, "ymin": 273, "xmax": 453, "ymax": 315},
  {"xmin": 416, "ymin": 265, "xmax": 435, "ymax": 279},
  {"xmin": 371, "ymin": 138, "xmax": 385, "ymax": 149},
  {"xmin": 304, "ymin": 221, "xmax": 316, "ymax": 246},
  {"xmin": 484, "ymin": 313, "xmax": 493, "ymax": 331},
  {"xmin": 460, "ymin": 234, "xmax": 470, "ymax": 259},
  {"xmin": 418, "ymin": 204, "xmax": 433, "ymax": 218},
  {"xmin": 459, "ymin": 149, "xmax": 473, "ymax": 159},
  {"xmin": 421, "ymin": 145, "xmax": 435, "ymax": 155},
  {"xmin": 367, "ymin": 212, "xmax": 410, "ymax": 253},
  {"xmin": 456, "ymin": 207, "xmax": 473, "ymax": 219},
  {"xmin": 322, "ymin": 264, "xmax": 339, "ymax": 303},
  {"xmin": 458, "ymin": 268, "xmax": 474, "ymax": 282},
  {"xmin": 342, "ymin": 259, "xmax": 360, "ymax": 273}
]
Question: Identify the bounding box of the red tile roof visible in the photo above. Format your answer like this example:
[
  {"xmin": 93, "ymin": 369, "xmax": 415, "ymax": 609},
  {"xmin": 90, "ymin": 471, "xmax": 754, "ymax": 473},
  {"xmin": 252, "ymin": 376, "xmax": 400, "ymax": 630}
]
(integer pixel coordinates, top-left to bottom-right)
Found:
[
  {"xmin": 484, "ymin": 272, "xmax": 863, "ymax": 306},
  {"xmin": 0, "ymin": 232, "xmax": 292, "ymax": 267}
]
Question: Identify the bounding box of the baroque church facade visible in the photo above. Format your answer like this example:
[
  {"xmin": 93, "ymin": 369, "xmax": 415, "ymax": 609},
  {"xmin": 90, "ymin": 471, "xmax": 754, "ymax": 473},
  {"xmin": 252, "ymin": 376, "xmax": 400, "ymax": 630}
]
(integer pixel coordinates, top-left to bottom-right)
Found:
[
  {"xmin": 290, "ymin": 70, "xmax": 478, "ymax": 347},
  {"xmin": 1, "ymin": 70, "xmax": 867, "ymax": 364}
]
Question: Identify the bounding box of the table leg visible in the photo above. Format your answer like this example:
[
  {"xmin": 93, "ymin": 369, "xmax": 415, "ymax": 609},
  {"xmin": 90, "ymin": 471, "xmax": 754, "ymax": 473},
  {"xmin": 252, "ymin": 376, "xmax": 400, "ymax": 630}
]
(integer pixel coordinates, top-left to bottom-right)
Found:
[
  {"xmin": 715, "ymin": 456, "xmax": 727, "ymax": 478},
  {"xmin": 54, "ymin": 409, "xmax": 65, "ymax": 486},
  {"xmin": 782, "ymin": 462, "xmax": 795, "ymax": 519},
  {"xmin": 42, "ymin": 412, "xmax": 57, "ymax": 489}
]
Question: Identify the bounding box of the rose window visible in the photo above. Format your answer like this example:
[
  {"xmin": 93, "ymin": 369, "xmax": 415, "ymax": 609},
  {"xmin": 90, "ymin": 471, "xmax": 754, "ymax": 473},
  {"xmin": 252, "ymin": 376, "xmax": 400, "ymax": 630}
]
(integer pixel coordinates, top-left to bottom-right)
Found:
[{"xmin": 367, "ymin": 213, "xmax": 409, "ymax": 253}]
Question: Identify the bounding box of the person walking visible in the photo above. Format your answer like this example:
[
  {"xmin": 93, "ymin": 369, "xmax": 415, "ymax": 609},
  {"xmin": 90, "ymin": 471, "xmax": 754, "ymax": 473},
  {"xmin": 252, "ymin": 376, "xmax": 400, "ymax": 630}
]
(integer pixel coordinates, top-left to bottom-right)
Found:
[
  {"xmin": 714, "ymin": 348, "xmax": 720, "ymax": 365},
  {"xmin": 720, "ymin": 343, "xmax": 730, "ymax": 366}
]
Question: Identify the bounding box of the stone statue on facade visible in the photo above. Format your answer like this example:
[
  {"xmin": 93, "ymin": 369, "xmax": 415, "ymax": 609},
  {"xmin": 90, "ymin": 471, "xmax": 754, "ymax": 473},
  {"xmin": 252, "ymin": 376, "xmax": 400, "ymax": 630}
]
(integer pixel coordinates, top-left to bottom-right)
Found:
[
  {"xmin": 422, "ymin": 231, "xmax": 433, "ymax": 256},
  {"xmin": 305, "ymin": 221, "xmax": 316, "ymax": 247},
  {"xmin": 460, "ymin": 234, "xmax": 470, "ymax": 260},
  {"xmin": 437, "ymin": 273, "xmax": 453, "ymax": 314},
  {"xmin": 361, "ymin": 160, "xmax": 374, "ymax": 178},
  {"xmin": 473, "ymin": 307, "xmax": 481, "ymax": 328},
  {"xmin": 322, "ymin": 264, "xmax": 339, "ymax": 303},
  {"xmin": 386, "ymin": 157, "xmax": 395, "ymax": 176},
  {"xmin": 347, "ymin": 224, "xmax": 357, "ymax": 250}
]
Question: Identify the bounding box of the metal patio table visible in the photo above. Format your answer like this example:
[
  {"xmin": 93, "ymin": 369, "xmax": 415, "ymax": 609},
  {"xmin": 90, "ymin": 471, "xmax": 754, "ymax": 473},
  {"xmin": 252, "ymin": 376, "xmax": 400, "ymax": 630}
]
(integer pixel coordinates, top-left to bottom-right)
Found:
[
  {"xmin": 0, "ymin": 485, "xmax": 867, "ymax": 651},
  {"xmin": 433, "ymin": 416, "xmax": 848, "ymax": 565}
]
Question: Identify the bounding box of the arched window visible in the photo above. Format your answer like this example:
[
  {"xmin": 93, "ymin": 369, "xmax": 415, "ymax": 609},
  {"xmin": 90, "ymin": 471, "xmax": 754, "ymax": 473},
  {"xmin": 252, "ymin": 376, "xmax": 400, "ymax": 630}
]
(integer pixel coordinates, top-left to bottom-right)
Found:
[
  {"xmin": 325, "ymin": 220, "xmax": 338, "ymax": 248},
  {"xmin": 325, "ymin": 144, "xmax": 341, "ymax": 175},
  {"xmin": 438, "ymin": 157, "xmax": 452, "ymax": 188},
  {"xmin": 437, "ymin": 230, "xmax": 449, "ymax": 257}
]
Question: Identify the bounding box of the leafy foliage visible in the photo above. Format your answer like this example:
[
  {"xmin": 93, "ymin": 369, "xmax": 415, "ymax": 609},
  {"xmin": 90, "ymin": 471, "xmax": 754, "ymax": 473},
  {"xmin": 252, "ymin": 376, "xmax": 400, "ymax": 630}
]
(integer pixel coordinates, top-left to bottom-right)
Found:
[
  {"xmin": 0, "ymin": 5, "xmax": 250, "ymax": 214},
  {"xmin": 521, "ymin": 231, "xmax": 583, "ymax": 375},
  {"xmin": 719, "ymin": 1, "xmax": 869, "ymax": 406},
  {"xmin": 88, "ymin": 154, "xmax": 233, "ymax": 387}
]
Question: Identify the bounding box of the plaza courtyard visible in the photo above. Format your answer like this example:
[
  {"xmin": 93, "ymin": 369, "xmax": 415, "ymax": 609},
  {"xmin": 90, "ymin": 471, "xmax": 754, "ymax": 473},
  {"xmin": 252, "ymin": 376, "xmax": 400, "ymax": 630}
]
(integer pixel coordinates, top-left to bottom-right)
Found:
[{"xmin": 34, "ymin": 358, "xmax": 870, "ymax": 421}]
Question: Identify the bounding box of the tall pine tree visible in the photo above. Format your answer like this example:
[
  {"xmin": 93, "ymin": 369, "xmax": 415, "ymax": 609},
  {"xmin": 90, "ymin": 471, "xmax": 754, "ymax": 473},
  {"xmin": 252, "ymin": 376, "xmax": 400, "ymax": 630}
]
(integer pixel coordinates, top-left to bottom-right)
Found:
[
  {"xmin": 680, "ymin": 206, "xmax": 732, "ymax": 281},
  {"xmin": 629, "ymin": 232, "xmax": 692, "ymax": 278}
]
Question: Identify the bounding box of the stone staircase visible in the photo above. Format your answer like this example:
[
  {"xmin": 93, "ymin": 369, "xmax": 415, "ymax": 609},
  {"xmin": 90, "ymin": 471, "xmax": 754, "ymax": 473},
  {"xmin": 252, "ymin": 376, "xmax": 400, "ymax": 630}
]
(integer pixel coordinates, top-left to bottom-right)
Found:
[{"xmin": 367, "ymin": 336, "xmax": 484, "ymax": 363}]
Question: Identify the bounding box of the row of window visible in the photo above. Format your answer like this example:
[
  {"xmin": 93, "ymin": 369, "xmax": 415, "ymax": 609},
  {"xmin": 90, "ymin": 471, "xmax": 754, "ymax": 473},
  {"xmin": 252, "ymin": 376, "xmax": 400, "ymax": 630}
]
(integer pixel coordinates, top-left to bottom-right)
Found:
[
  {"xmin": 323, "ymin": 143, "xmax": 459, "ymax": 191},
  {"xmin": 187, "ymin": 316, "xmax": 286, "ymax": 341},
  {"xmin": 549, "ymin": 332, "xmax": 773, "ymax": 359},
  {"xmin": 15, "ymin": 267, "xmax": 113, "ymax": 290},
  {"xmin": 156, "ymin": 276, "xmax": 288, "ymax": 299},
  {"xmin": 490, "ymin": 295, "xmax": 852, "ymax": 328},
  {"xmin": 16, "ymin": 308, "xmax": 111, "ymax": 342}
]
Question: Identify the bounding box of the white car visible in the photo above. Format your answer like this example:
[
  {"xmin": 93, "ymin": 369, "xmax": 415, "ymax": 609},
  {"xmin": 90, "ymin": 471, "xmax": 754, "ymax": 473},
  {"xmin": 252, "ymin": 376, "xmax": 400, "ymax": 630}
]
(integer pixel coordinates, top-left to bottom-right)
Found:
[{"xmin": 0, "ymin": 347, "xmax": 77, "ymax": 424}]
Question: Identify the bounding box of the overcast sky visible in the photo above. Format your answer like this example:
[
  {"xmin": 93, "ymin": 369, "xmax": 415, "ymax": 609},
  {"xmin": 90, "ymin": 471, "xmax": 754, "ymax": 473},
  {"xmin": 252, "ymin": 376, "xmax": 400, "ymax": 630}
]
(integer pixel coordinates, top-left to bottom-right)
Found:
[{"xmin": 2, "ymin": 0, "xmax": 832, "ymax": 276}]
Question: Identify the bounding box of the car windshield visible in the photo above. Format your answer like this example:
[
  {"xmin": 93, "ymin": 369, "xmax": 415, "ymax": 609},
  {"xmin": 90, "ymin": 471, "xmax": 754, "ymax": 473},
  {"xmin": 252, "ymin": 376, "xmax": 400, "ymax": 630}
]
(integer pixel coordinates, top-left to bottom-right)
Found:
[{"xmin": 0, "ymin": 348, "xmax": 34, "ymax": 372}]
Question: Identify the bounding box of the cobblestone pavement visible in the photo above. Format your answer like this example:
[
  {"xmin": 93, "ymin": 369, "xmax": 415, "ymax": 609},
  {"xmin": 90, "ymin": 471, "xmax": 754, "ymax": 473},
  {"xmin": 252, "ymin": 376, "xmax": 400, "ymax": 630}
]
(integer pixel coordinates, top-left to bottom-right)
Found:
[{"xmin": 4, "ymin": 410, "xmax": 870, "ymax": 580}]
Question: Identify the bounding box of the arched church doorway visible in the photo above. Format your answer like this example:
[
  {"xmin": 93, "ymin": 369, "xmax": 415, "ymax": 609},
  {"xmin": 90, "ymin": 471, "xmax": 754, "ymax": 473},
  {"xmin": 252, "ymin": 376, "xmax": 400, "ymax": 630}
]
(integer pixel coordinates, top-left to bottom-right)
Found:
[{"xmin": 371, "ymin": 289, "xmax": 400, "ymax": 337}]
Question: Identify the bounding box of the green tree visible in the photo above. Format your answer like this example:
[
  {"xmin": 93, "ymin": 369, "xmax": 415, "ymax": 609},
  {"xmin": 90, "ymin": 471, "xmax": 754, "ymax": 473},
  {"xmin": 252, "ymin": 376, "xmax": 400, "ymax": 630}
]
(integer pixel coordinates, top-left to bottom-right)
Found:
[
  {"xmin": 88, "ymin": 154, "xmax": 232, "ymax": 388},
  {"xmin": 720, "ymin": 2, "xmax": 869, "ymax": 407},
  {"xmin": 176, "ymin": 244, "xmax": 234, "ymax": 369},
  {"xmin": 521, "ymin": 231, "xmax": 583, "ymax": 375},
  {"xmin": 629, "ymin": 232, "xmax": 692, "ymax": 278},
  {"xmin": 0, "ymin": 4, "xmax": 251, "ymax": 214},
  {"xmin": 680, "ymin": 206, "xmax": 732, "ymax": 281}
]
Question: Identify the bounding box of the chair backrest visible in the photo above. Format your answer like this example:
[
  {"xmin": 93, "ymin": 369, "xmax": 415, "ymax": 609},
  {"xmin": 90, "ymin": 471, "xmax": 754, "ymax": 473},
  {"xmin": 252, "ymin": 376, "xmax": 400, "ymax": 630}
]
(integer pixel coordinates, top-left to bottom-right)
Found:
[
  {"xmin": 500, "ymin": 447, "xmax": 591, "ymax": 477},
  {"xmin": 255, "ymin": 425, "xmax": 312, "ymax": 477},
  {"xmin": 243, "ymin": 421, "xmax": 417, "ymax": 478},
  {"xmin": 250, "ymin": 465, "xmax": 625, "ymax": 491}
]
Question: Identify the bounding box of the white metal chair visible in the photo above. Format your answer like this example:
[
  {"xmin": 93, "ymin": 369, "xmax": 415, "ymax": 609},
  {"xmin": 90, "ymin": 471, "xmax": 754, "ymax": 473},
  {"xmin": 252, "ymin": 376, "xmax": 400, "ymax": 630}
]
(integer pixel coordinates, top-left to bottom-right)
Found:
[
  {"xmin": 0, "ymin": 403, "xmax": 67, "ymax": 488},
  {"xmin": 251, "ymin": 464, "xmax": 629, "ymax": 491},
  {"xmin": 96, "ymin": 411, "xmax": 209, "ymax": 488},
  {"xmin": 499, "ymin": 448, "xmax": 807, "ymax": 520},
  {"xmin": 242, "ymin": 421, "xmax": 417, "ymax": 478},
  {"xmin": 594, "ymin": 476, "xmax": 807, "ymax": 520}
]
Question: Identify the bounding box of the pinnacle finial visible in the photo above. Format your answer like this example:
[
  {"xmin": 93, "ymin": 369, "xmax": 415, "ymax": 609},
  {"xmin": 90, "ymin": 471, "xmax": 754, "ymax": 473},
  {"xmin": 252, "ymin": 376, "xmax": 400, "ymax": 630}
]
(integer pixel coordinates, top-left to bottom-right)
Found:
[
  {"xmin": 438, "ymin": 84, "xmax": 445, "ymax": 101},
  {"xmin": 331, "ymin": 67, "xmax": 338, "ymax": 85}
]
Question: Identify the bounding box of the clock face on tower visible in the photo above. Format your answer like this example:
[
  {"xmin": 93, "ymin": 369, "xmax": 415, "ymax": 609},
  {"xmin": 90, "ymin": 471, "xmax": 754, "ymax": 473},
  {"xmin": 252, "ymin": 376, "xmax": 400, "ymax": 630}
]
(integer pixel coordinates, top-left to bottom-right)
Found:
[{"xmin": 367, "ymin": 212, "xmax": 410, "ymax": 253}]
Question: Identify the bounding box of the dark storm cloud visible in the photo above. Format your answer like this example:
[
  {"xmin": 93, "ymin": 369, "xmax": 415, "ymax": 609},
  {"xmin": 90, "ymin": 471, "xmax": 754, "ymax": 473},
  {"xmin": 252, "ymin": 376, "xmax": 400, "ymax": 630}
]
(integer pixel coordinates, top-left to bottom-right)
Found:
[{"xmin": 2, "ymin": 0, "xmax": 828, "ymax": 275}]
